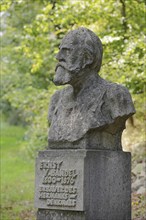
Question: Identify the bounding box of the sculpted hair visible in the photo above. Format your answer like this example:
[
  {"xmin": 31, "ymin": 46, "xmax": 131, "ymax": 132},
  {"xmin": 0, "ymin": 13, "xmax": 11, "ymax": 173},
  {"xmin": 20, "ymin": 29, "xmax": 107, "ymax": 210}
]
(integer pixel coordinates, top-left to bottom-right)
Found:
[
  {"xmin": 62, "ymin": 27, "xmax": 103, "ymax": 73},
  {"xmin": 83, "ymin": 28, "xmax": 103, "ymax": 72}
]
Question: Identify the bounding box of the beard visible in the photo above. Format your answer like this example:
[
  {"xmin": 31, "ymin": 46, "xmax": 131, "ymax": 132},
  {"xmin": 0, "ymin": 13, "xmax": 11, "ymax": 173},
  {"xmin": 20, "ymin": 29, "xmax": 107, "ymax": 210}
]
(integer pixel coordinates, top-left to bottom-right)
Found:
[
  {"xmin": 53, "ymin": 61, "xmax": 86, "ymax": 86},
  {"xmin": 53, "ymin": 65, "xmax": 73, "ymax": 86}
]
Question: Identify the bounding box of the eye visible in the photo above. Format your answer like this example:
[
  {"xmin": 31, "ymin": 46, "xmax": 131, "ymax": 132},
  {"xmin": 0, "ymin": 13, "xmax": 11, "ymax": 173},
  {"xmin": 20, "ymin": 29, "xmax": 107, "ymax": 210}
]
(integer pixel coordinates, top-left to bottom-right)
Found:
[
  {"xmin": 61, "ymin": 48, "xmax": 71, "ymax": 56},
  {"xmin": 63, "ymin": 48, "xmax": 70, "ymax": 51},
  {"xmin": 61, "ymin": 48, "xmax": 67, "ymax": 55}
]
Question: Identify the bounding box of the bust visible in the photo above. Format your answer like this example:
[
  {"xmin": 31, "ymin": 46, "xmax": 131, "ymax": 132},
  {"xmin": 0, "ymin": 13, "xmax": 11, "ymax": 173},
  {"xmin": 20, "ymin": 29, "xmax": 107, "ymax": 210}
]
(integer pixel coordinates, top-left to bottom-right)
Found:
[{"xmin": 48, "ymin": 27, "xmax": 135, "ymax": 150}]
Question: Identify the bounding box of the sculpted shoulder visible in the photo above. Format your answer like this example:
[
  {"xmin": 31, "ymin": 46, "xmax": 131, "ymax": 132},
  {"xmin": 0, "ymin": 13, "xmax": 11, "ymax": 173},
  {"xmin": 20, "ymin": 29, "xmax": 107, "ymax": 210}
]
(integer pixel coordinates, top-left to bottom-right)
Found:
[{"xmin": 105, "ymin": 81, "xmax": 136, "ymax": 119}]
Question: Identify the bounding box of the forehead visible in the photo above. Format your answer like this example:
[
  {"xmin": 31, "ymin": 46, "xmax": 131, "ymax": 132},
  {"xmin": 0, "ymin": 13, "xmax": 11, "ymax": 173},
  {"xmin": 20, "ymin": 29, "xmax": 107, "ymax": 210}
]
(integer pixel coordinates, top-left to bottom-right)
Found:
[{"xmin": 60, "ymin": 33, "xmax": 79, "ymax": 49}]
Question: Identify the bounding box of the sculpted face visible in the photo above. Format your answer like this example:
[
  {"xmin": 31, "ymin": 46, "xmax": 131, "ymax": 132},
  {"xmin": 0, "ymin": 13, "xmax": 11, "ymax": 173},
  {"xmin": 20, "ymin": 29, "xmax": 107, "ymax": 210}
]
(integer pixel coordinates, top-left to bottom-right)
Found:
[
  {"xmin": 53, "ymin": 28, "xmax": 103, "ymax": 86},
  {"xmin": 54, "ymin": 36, "xmax": 84, "ymax": 86}
]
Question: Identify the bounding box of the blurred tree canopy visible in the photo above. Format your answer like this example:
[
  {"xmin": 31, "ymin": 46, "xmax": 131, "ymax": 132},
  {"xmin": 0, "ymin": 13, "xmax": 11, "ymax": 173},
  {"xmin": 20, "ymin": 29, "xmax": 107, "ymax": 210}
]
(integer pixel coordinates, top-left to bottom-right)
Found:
[{"xmin": 0, "ymin": 0, "xmax": 145, "ymax": 155}]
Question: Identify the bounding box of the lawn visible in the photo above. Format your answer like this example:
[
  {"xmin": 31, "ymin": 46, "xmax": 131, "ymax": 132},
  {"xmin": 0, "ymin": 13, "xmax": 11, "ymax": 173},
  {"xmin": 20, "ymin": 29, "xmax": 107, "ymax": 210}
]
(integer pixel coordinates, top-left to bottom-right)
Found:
[{"xmin": 1, "ymin": 121, "xmax": 36, "ymax": 220}]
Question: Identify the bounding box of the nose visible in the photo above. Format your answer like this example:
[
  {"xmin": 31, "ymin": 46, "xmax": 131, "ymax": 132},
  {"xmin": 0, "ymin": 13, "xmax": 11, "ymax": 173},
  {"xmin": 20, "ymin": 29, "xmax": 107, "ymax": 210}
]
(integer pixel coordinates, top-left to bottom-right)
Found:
[
  {"xmin": 55, "ymin": 51, "xmax": 60, "ymax": 60},
  {"xmin": 56, "ymin": 50, "xmax": 64, "ymax": 61},
  {"xmin": 56, "ymin": 49, "xmax": 66, "ymax": 62}
]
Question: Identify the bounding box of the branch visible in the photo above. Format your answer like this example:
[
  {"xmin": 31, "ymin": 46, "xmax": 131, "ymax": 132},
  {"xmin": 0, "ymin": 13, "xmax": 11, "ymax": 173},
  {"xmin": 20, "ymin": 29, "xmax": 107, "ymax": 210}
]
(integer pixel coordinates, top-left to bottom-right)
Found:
[{"xmin": 119, "ymin": 0, "xmax": 128, "ymax": 35}]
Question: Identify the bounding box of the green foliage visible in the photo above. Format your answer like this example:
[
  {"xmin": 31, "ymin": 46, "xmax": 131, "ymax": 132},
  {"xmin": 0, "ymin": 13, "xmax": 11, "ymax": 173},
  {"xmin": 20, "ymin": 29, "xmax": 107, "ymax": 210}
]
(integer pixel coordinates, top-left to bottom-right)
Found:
[
  {"xmin": 1, "ymin": 0, "xmax": 145, "ymax": 153},
  {"xmin": 0, "ymin": 120, "xmax": 35, "ymax": 220}
]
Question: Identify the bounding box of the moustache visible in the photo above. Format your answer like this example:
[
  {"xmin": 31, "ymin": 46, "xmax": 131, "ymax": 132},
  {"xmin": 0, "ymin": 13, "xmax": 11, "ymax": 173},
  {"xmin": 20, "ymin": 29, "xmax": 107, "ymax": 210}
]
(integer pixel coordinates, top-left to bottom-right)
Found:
[
  {"xmin": 55, "ymin": 62, "xmax": 68, "ymax": 72},
  {"xmin": 55, "ymin": 62, "xmax": 81, "ymax": 73}
]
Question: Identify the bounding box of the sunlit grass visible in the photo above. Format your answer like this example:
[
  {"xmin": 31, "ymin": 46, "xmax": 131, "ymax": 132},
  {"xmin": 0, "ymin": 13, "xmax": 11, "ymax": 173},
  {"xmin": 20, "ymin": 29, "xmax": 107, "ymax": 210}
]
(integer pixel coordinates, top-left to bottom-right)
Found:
[{"xmin": 1, "ymin": 121, "xmax": 36, "ymax": 220}]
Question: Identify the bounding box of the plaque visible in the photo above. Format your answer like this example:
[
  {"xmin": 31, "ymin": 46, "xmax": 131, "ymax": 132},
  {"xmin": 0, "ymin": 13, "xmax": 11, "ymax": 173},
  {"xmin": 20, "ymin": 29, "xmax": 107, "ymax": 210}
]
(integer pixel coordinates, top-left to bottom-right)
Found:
[{"xmin": 35, "ymin": 150, "xmax": 85, "ymax": 211}]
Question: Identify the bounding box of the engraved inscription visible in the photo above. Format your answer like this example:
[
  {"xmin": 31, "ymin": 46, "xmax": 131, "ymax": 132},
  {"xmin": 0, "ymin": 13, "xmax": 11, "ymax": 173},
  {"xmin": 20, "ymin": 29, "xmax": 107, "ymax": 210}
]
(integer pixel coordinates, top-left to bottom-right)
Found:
[{"xmin": 38, "ymin": 160, "xmax": 78, "ymax": 208}]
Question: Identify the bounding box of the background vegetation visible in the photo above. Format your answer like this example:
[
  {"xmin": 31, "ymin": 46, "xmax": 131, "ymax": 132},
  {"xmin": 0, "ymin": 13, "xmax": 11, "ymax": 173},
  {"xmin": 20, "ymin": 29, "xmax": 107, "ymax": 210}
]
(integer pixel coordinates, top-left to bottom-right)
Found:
[
  {"xmin": 1, "ymin": 121, "xmax": 35, "ymax": 220},
  {"xmin": 0, "ymin": 0, "xmax": 145, "ymax": 219}
]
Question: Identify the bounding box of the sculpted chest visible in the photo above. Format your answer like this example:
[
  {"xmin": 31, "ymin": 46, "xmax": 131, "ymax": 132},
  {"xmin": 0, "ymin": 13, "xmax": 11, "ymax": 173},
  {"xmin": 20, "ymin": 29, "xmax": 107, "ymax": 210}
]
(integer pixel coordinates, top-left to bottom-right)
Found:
[
  {"xmin": 48, "ymin": 86, "xmax": 107, "ymax": 143},
  {"xmin": 48, "ymin": 80, "xmax": 135, "ymax": 150}
]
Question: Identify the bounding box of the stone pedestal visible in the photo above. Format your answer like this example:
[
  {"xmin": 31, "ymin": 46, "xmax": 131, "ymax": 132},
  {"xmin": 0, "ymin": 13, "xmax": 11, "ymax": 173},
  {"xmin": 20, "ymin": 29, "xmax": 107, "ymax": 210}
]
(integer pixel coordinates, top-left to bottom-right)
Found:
[{"xmin": 35, "ymin": 150, "xmax": 131, "ymax": 220}]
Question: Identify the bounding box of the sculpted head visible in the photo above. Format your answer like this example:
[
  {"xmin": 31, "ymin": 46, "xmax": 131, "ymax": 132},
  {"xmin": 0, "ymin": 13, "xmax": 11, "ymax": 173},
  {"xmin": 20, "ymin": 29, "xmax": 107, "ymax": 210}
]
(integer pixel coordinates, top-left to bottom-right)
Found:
[{"xmin": 54, "ymin": 27, "xmax": 103, "ymax": 86}]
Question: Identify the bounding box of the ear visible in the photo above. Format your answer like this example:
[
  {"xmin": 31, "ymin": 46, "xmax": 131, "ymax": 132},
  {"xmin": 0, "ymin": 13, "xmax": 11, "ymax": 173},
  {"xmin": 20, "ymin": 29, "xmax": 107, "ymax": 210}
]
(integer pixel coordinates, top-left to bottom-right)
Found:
[{"xmin": 82, "ymin": 51, "xmax": 94, "ymax": 69}]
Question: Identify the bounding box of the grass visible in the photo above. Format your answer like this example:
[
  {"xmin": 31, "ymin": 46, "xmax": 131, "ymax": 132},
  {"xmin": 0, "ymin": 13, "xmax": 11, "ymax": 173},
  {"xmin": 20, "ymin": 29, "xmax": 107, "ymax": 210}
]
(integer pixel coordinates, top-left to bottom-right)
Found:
[{"xmin": 1, "ymin": 121, "xmax": 36, "ymax": 220}]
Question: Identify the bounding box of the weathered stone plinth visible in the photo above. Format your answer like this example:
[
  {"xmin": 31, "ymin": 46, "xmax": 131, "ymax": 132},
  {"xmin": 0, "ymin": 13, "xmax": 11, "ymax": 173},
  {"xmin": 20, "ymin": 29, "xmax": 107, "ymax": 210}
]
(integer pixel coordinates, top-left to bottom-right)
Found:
[{"xmin": 35, "ymin": 150, "xmax": 131, "ymax": 220}]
